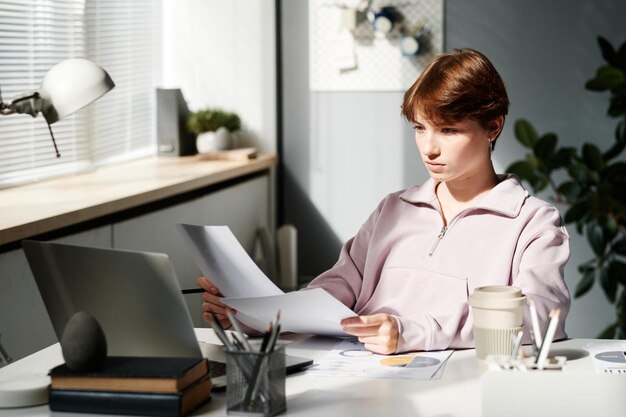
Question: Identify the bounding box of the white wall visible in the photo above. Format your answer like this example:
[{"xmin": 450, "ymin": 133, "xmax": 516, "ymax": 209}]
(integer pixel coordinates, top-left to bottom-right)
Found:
[{"xmin": 162, "ymin": 0, "xmax": 277, "ymax": 153}]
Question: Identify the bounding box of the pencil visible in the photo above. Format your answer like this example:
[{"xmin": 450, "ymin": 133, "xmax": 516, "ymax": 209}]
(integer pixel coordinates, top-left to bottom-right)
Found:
[
  {"xmin": 181, "ymin": 288, "xmax": 205, "ymax": 294},
  {"xmin": 535, "ymin": 309, "xmax": 560, "ymax": 369},
  {"xmin": 511, "ymin": 329, "xmax": 523, "ymax": 360},
  {"xmin": 227, "ymin": 311, "xmax": 253, "ymax": 351},
  {"xmin": 528, "ymin": 299, "xmax": 543, "ymax": 349}
]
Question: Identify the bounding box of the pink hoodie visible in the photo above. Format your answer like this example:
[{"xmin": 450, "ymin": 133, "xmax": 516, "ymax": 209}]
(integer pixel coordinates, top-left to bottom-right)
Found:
[{"xmin": 308, "ymin": 174, "xmax": 570, "ymax": 353}]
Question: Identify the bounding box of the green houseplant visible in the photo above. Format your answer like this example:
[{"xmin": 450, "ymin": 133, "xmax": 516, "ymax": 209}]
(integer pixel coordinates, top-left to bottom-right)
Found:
[
  {"xmin": 187, "ymin": 108, "xmax": 241, "ymax": 153},
  {"xmin": 506, "ymin": 37, "xmax": 626, "ymax": 338}
]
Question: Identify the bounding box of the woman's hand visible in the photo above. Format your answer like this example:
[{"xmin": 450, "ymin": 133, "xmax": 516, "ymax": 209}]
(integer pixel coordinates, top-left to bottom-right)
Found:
[
  {"xmin": 340, "ymin": 313, "xmax": 399, "ymax": 355},
  {"xmin": 196, "ymin": 277, "xmax": 235, "ymax": 330}
]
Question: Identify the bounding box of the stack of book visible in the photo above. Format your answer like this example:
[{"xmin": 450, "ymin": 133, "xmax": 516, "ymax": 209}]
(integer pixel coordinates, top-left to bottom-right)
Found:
[{"xmin": 48, "ymin": 357, "xmax": 211, "ymax": 417}]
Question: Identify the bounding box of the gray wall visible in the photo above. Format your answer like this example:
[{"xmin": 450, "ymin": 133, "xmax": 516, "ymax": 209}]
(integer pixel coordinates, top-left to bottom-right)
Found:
[{"xmin": 280, "ymin": 0, "xmax": 626, "ymax": 337}]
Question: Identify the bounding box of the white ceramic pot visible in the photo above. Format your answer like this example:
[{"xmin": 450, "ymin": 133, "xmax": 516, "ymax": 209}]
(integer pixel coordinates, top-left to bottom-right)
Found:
[{"xmin": 196, "ymin": 127, "xmax": 232, "ymax": 153}]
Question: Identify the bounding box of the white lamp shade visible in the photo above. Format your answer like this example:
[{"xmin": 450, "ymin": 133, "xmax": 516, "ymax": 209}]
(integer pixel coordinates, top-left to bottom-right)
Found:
[{"xmin": 38, "ymin": 58, "xmax": 115, "ymax": 124}]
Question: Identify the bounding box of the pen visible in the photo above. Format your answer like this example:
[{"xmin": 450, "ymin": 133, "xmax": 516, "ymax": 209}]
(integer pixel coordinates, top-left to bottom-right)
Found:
[
  {"xmin": 528, "ymin": 299, "xmax": 543, "ymax": 349},
  {"xmin": 536, "ymin": 309, "xmax": 560, "ymax": 370},
  {"xmin": 511, "ymin": 329, "xmax": 523, "ymax": 360},
  {"xmin": 248, "ymin": 311, "xmax": 281, "ymax": 406},
  {"xmin": 181, "ymin": 288, "xmax": 204, "ymax": 294},
  {"xmin": 212, "ymin": 314, "xmax": 258, "ymax": 392},
  {"xmin": 244, "ymin": 326, "xmax": 272, "ymax": 406},
  {"xmin": 210, "ymin": 314, "xmax": 234, "ymax": 351},
  {"xmin": 227, "ymin": 311, "xmax": 253, "ymax": 351}
]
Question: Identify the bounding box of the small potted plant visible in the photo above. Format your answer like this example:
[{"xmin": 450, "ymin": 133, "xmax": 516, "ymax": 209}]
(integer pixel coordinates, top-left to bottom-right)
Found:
[{"xmin": 186, "ymin": 108, "xmax": 241, "ymax": 154}]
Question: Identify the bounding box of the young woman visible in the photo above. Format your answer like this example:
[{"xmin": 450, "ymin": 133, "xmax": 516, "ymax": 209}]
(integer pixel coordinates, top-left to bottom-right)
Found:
[{"xmin": 198, "ymin": 49, "xmax": 571, "ymax": 354}]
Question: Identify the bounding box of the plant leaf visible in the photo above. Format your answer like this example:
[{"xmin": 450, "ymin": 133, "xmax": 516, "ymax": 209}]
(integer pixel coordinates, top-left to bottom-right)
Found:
[
  {"xmin": 567, "ymin": 163, "xmax": 589, "ymax": 182},
  {"xmin": 608, "ymin": 94, "xmax": 626, "ymax": 117},
  {"xmin": 506, "ymin": 160, "xmax": 536, "ymax": 182},
  {"xmin": 586, "ymin": 65, "xmax": 624, "ymax": 91},
  {"xmin": 582, "ymin": 143, "xmax": 605, "ymax": 170},
  {"xmin": 615, "ymin": 119, "xmax": 626, "ymax": 144},
  {"xmin": 608, "ymin": 260, "xmax": 626, "ymax": 286},
  {"xmin": 552, "ymin": 147, "xmax": 576, "ymax": 167},
  {"xmin": 578, "ymin": 259, "xmax": 595, "ymax": 274},
  {"xmin": 616, "ymin": 41, "xmax": 626, "ymax": 71},
  {"xmin": 613, "ymin": 238, "xmax": 626, "ymax": 256},
  {"xmin": 603, "ymin": 141, "xmax": 626, "ymax": 161},
  {"xmin": 599, "ymin": 266, "xmax": 617, "ymax": 303},
  {"xmin": 564, "ymin": 199, "xmax": 590, "ymax": 223},
  {"xmin": 557, "ymin": 181, "xmax": 581, "ymax": 201},
  {"xmin": 597, "ymin": 36, "xmax": 617, "ymax": 66},
  {"xmin": 600, "ymin": 215, "xmax": 619, "ymax": 241},
  {"xmin": 533, "ymin": 133, "xmax": 558, "ymax": 159},
  {"xmin": 574, "ymin": 268, "xmax": 595, "ymax": 298},
  {"xmin": 597, "ymin": 322, "xmax": 618, "ymax": 339},
  {"xmin": 514, "ymin": 119, "xmax": 539, "ymax": 148},
  {"xmin": 604, "ymin": 161, "xmax": 626, "ymax": 182},
  {"xmin": 586, "ymin": 221, "xmax": 606, "ymax": 256}
]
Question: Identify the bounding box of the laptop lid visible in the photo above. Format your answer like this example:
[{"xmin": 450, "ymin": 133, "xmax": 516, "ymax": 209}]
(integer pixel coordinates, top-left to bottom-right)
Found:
[{"xmin": 22, "ymin": 240, "xmax": 201, "ymax": 358}]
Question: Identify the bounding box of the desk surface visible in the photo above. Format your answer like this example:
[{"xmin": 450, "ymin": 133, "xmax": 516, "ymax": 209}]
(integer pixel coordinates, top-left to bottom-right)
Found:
[
  {"xmin": 0, "ymin": 154, "xmax": 277, "ymax": 246},
  {"xmin": 0, "ymin": 330, "xmax": 621, "ymax": 417}
]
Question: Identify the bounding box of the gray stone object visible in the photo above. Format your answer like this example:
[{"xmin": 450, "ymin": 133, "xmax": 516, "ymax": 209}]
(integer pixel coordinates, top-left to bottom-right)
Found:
[{"xmin": 60, "ymin": 311, "xmax": 108, "ymax": 371}]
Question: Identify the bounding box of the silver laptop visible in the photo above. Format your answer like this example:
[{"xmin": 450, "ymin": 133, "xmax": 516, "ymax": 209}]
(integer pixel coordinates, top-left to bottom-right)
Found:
[{"xmin": 22, "ymin": 240, "xmax": 202, "ymax": 358}]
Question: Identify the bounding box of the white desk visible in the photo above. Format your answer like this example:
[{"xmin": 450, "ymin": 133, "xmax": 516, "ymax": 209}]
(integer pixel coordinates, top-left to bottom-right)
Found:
[{"xmin": 0, "ymin": 330, "xmax": 623, "ymax": 417}]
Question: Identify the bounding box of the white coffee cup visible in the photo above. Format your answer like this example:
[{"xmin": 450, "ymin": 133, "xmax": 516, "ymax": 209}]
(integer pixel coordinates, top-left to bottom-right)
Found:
[{"xmin": 468, "ymin": 285, "xmax": 526, "ymax": 361}]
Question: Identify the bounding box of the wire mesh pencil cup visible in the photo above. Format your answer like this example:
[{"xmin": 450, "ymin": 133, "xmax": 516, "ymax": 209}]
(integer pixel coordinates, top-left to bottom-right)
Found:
[{"xmin": 225, "ymin": 345, "xmax": 286, "ymax": 416}]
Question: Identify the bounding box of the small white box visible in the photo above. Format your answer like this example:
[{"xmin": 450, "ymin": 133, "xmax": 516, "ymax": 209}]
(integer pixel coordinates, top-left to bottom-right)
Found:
[{"xmin": 482, "ymin": 370, "xmax": 626, "ymax": 417}]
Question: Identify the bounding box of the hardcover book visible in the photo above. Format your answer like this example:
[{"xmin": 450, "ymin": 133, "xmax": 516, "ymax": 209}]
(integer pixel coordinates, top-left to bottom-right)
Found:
[
  {"xmin": 49, "ymin": 357, "xmax": 208, "ymax": 393},
  {"xmin": 49, "ymin": 375, "xmax": 212, "ymax": 417}
]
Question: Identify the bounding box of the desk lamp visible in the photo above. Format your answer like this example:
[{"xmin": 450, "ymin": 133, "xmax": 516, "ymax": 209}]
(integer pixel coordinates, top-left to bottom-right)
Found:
[{"xmin": 0, "ymin": 58, "xmax": 115, "ymax": 157}]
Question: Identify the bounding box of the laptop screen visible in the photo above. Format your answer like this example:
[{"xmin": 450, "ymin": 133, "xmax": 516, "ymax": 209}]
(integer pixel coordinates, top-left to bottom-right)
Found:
[{"xmin": 22, "ymin": 240, "xmax": 201, "ymax": 358}]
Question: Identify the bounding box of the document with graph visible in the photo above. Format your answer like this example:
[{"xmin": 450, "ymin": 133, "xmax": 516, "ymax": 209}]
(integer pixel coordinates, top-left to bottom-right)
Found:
[{"xmin": 307, "ymin": 339, "xmax": 453, "ymax": 379}]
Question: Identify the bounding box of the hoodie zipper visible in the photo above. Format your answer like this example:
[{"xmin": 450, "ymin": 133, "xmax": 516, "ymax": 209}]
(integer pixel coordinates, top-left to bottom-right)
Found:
[{"xmin": 427, "ymin": 225, "xmax": 448, "ymax": 256}]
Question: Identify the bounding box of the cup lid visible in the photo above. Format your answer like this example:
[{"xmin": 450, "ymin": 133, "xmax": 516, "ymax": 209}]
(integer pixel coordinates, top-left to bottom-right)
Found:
[{"xmin": 468, "ymin": 285, "xmax": 526, "ymax": 309}]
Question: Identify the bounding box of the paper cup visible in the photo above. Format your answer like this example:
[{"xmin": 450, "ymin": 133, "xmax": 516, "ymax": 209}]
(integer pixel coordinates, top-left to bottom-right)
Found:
[{"xmin": 469, "ymin": 286, "xmax": 526, "ymax": 361}]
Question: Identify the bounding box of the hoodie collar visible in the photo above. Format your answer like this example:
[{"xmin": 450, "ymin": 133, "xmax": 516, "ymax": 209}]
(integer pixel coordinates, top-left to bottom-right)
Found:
[{"xmin": 399, "ymin": 174, "xmax": 529, "ymax": 218}]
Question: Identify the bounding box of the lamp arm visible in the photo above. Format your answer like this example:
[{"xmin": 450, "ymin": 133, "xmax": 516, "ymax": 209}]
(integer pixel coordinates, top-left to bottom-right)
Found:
[
  {"xmin": 0, "ymin": 90, "xmax": 61, "ymax": 157},
  {"xmin": 1, "ymin": 92, "xmax": 43, "ymax": 118}
]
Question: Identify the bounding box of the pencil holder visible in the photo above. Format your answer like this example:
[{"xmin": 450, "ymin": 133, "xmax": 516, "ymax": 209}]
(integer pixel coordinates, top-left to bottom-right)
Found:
[{"xmin": 225, "ymin": 345, "xmax": 286, "ymax": 416}]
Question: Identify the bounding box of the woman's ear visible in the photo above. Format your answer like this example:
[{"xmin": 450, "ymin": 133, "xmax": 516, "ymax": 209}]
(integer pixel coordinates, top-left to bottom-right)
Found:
[{"xmin": 487, "ymin": 116, "xmax": 505, "ymax": 141}]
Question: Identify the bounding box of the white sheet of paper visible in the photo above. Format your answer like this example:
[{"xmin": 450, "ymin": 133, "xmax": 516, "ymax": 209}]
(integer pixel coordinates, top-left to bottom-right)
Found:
[
  {"xmin": 332, "ymin": 29, "xmax": 357, "ymax": 71},
  {"xmin": 223, "ymin": 288, "xmax": 356, "ymax": 335},
  {"xmin": 307, "ymin": 339, "xmax": 454, "ymax": 379},
  {"xmin": 177, "ymin": 224, "xmax": 283, "ymax": 298},
  {"xmin": 178, "ymin": 224, "xmax": 355, "ymax": 335},
  {"xmin": 584, "ymin": 342, "xmax": 626, "ymax": 374}
]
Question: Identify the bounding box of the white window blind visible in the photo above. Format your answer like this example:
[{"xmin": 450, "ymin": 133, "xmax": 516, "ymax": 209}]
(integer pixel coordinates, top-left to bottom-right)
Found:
[
  {"xmin": 0, "ymin": 0, "xmax": 161, "ymax": 188},
  {"xmin": 86, "ymin": 0, "xmax": 161, "ymax": 164}
]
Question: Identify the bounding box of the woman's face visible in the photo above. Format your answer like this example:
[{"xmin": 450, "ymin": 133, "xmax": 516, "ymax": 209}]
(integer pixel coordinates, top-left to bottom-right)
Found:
[{"xmin": 412, "ymin": 113, "xmax": 499, "ymax": 184}]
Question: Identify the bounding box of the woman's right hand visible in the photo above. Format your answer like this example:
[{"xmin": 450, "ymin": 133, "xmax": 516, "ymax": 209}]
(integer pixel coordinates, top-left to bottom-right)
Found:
[{"xmin": 196, "ymin": 276, "xmax": 235, "ymax": 330}]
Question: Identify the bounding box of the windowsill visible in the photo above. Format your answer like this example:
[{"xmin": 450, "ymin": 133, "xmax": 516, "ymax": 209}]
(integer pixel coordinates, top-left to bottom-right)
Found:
[{"xmin": 0, "ymin": 154, "xmax": 278, "ymax": 247}]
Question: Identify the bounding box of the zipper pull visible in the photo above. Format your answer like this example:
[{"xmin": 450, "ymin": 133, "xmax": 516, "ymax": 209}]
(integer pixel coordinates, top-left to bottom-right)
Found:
[{"xmin": 428, "ymin": 226, "xmax": 448, "ymax": 256}]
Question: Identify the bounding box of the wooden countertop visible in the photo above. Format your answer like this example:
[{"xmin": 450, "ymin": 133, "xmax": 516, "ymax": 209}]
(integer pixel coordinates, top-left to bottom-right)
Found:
[{"xmin": 0, "ymin": 154, "xmax": 277, "ymax": 246}]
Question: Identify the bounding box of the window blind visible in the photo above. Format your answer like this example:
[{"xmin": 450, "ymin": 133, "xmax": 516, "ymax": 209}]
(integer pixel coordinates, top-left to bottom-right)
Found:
[
  {"xmin": 0, "ymin": 0, "xmax": 161, "ymax": 188},
  {"xmin": 86, "ymin": 0, "xmax": 161, "ymax": 165}
]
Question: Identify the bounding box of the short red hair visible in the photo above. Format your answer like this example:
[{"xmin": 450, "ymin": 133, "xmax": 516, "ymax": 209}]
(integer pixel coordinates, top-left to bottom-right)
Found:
[{"xmin": 401, "ymin": 49, "xmax": 509, "ymax": 139}]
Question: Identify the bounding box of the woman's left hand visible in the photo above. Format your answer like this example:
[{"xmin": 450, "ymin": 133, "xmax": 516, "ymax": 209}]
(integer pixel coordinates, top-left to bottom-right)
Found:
[{"xmin": 340, "ymin": 313, "xmax": 399, "ymax": 355}]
